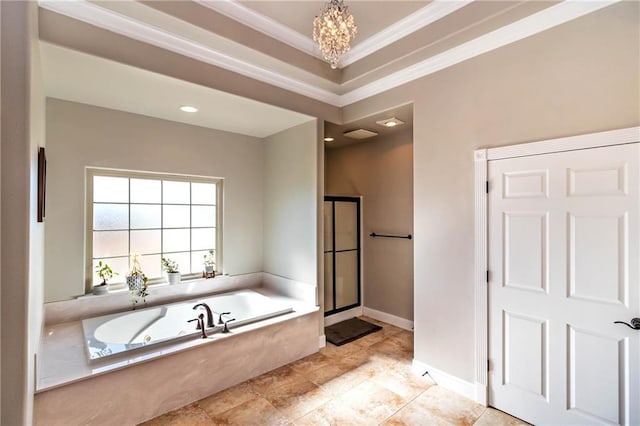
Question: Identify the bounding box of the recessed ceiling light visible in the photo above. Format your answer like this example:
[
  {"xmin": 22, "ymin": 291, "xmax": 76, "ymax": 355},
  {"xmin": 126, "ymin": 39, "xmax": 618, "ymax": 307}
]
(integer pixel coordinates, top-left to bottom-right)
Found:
[
  {"xmin": 324, "ymin": 137, "xmax": 335, "ymax": 142},
  {"xmin": 180, "ymin": 105, "xmax": 198, "ymax": 113},
  {"xmin": 376, "ymin": 117, "xmax": 405, "ymax": 128}
]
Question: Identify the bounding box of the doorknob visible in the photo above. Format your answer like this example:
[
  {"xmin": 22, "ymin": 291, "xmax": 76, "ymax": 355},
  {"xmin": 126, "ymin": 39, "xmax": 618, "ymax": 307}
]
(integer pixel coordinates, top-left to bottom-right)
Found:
[{"xmin": 614, "ymin": 318, "xmax": 640, "ymax": 330}]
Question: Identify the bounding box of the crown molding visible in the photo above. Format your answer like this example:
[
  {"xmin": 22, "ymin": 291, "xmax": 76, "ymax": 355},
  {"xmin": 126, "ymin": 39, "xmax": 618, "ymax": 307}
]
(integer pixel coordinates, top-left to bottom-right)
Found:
[
  {"xmin": 194, "ymin": 0, "xmax": 473, "ymax": 69},
  {"xmin": 38, "ymin": 0, "xmax": 341, "ymax": 106},
  {"xmin": 338, "ymin": 0, "xmax": 621, "ymax": 106},
  {"xmin": 195, "ymin": 0, "xmax": 319, "ymax": 58},
  {"xmin": 340, "ymin": 0, "xmax": 473, "ymax": 67},
  {"xmin": 38, "ymin": 0, "xmax": 621, "ymax": 109}
]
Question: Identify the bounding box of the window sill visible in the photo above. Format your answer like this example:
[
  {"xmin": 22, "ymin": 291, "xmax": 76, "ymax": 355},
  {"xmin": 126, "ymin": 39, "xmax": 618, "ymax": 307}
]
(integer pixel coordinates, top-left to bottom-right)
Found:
[
  {"xmin": 44, "ymin": 272, "xmax": 264, "ymax": 326},
  {"xmin": 80, "ymin": 275, "xmax": 218, "ymax": 299}
]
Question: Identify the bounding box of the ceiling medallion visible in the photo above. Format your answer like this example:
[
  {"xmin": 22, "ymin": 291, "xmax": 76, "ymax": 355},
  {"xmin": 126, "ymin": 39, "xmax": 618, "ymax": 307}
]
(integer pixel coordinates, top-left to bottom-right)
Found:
[{"xmin": 313, "ymin": 0, "xmax": 357, "ymax": 69}]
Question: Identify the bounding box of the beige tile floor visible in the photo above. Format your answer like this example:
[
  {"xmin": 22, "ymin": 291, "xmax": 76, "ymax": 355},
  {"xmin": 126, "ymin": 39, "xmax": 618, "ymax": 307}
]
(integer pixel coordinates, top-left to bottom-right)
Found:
[{"xmin": 141, "ymin": 317, "xmax": 527, "ymax": 426}]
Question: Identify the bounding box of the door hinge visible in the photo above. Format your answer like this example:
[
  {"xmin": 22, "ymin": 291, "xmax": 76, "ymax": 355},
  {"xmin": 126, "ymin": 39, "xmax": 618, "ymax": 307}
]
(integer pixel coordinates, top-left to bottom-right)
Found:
[
  {"xmin": 486, "ymin": 270, "xmax": 489, "ymax": 283},
  {"xmin": 486, "ymin": 180, "xmax": 489, "ymax": 193},
  {"xmin": 488, "ymin": 359, "xmax": 491, "ymax": 371}
]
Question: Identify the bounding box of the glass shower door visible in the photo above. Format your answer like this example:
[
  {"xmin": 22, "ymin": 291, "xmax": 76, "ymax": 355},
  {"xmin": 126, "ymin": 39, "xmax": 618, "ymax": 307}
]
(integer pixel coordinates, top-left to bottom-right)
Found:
[{"xmin": 324, "ymin": 196, "xmax": 360, "ymax": 315}]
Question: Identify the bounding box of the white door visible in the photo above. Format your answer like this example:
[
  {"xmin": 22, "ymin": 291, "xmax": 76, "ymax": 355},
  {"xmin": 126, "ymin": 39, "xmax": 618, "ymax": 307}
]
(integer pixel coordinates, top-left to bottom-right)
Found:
[{"xmin": 488, "ymin": 143, "xmax": 639, "ymax": 425}]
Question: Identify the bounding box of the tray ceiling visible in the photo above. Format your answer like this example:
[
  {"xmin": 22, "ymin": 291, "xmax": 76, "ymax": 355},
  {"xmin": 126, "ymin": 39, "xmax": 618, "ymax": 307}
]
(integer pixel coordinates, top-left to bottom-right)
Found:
[
  {"xmin": 39, "ymin": 0, "xmax": 616, "ymax": 107},
  {"xmin": 38, "ymin": 0, "xmax": 621, "ymax": 108}
]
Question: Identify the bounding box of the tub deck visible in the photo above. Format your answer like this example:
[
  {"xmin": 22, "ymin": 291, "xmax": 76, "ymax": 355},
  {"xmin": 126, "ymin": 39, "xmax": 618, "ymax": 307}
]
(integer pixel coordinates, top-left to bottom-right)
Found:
[
  {"xmin": 37, "ymin": 288, "xmax": 317, "ymax": 392},
  {"xmin": 82, "ymin": 289, "xmax": 294, "ymax": 361},
  {"xmin": 35, "ymin": 287, "xmax": 319, "ymax": 426}
]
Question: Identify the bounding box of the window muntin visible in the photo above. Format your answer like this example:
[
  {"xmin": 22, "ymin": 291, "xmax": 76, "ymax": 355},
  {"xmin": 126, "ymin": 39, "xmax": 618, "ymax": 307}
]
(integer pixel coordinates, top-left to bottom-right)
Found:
[{"xmin": 86, "ymin": 169, "xmax": 222, "ymax": 290}]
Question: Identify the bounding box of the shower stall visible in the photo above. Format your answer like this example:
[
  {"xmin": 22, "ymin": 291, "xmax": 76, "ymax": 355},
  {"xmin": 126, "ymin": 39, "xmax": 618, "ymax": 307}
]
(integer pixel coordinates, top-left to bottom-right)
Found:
[{"xmin": 323, "ymin": 196, "xmax": 361, "ymax": 316}]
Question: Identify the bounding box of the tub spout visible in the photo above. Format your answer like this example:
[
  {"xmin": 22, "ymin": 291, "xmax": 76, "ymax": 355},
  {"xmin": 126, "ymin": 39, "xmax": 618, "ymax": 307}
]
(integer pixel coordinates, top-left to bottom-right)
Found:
[{"xmin": 193, "ymin": 303, "xmax": 215, "ymax": 328}]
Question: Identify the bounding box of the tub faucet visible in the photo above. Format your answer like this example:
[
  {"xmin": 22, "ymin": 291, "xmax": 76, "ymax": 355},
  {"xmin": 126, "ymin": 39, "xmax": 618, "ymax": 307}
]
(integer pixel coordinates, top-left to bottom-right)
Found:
[
  {"xmin": 222, "ymin": 318, "xmax": 236, "ymax": 334},
  {"xmin": 193, "ymin": 303, "xmax": 215, "ymax": 328},
  {"xmin": 217, "ymin": 312, "xmax": 231, "ymax": 325},
  {"xmin": 188, "ymin": 314, "xmax": 207, "ymax": 339}
]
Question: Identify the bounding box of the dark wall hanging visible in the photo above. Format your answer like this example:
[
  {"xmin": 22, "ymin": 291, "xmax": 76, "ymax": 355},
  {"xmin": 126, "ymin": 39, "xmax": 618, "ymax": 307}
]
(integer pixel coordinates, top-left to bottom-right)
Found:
[{"xmin": 37, "ymin": 147, "xmax": 46, "ymax": 222}]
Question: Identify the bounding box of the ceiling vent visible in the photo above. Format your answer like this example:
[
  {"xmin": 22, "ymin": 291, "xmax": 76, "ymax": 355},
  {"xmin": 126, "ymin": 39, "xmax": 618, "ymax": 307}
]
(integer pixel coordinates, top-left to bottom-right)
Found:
[{"xmin": 343, "ymin": 129, "xmax": 378, "ymax": 140}]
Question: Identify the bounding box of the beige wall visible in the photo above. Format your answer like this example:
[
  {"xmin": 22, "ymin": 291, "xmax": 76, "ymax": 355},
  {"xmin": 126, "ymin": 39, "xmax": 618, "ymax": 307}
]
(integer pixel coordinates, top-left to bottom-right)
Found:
[
  {"xmin": 344, "ymin": 1, "xmax": 640, "ymax": 383},
  {"xmin": 325, "ymin": 129, "xmax": 413, "ymax": 320},
  {"xmin": 45, "ymin": 99, "xmax": 266, "ymax": 302},
  {"xmin": 263, "ymin": 121, "xmax": 319, "ymax": 287}
]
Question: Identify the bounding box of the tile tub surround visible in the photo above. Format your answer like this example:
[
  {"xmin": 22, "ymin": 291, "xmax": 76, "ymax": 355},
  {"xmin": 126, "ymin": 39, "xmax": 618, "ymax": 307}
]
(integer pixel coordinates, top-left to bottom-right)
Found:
[
  {"xmin": 142, "ymin": 317, "xmax": 528, "ymax": 426},
  {"xmin": 37, "ymin": 290, "xmax": 315, "ymax": 391},
  {"xmin": 43, "ymin": 272, "xmax": 264, "ymax": 325},
  {"xmin": 35, "ymin": 301, "xmax": 319, "ymax": 425},
  {"xmin": 44, "ymin": 272, "xmax": 316, "ymax": 327},
  {"xmin": 82, "ymin": 289, "xmax": 294, "ymax": 361},
  {"xmin": 262, "ymin": 272, "xmax": 317, "ymax": 305}
]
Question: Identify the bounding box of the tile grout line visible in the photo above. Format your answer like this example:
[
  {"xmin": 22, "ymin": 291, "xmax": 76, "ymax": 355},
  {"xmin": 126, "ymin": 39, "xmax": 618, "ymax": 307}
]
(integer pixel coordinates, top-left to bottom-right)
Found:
[
  {"xmin": 471, "ymin": 406, "xmax": 490, "ymax": 426},
  {"xmin": 375, "ymin": 383, "xmax": 433, "ymax": 425},
  {"xmin": 264, "ymin": 397, "xmax": 290, "ymax": 424}
]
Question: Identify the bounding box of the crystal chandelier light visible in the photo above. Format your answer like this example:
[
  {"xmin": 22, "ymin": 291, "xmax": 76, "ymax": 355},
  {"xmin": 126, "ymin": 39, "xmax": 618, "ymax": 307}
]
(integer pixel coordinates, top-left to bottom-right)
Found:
[{"xmin": 313, "ymin": 0, "xmax": 357, "ymax": 69}]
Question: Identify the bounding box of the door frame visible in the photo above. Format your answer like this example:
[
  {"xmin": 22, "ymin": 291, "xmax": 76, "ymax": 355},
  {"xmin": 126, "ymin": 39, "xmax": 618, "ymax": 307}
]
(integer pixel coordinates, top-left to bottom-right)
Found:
[
  {"xmin": 323, "ymin": 195, "xmax": 362, "ymax": 317},
  {"xmin": 473, "ymin": 126, "xmax": 640, "ymax": 405}
]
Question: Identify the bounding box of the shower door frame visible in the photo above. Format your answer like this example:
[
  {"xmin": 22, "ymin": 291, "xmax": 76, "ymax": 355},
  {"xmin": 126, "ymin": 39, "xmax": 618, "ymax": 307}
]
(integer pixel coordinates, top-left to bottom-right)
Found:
[{"xmin": 324, "ymin": 195, "xmax": 362, "ymax": 317}]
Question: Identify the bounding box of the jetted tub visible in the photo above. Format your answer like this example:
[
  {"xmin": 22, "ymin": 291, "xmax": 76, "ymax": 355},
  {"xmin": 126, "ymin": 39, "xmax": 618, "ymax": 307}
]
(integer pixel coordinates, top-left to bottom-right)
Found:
[{"xmin": 82, "ymin": 289, "xmax": 293, "ymax": 361}]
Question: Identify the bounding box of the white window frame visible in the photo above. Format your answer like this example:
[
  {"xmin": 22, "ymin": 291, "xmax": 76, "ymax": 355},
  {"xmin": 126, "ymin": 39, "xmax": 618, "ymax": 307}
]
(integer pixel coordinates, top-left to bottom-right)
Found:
[{"xmin": 85, "ymin": 167, "xmax": 223, "ymax": 293}]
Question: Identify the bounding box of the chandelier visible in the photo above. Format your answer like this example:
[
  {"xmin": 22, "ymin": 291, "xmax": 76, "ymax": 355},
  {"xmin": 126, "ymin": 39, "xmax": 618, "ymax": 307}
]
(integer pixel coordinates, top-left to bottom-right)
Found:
[{"xmin": 313, "ymin": 0, "xmax": 357, "ymax": 69}]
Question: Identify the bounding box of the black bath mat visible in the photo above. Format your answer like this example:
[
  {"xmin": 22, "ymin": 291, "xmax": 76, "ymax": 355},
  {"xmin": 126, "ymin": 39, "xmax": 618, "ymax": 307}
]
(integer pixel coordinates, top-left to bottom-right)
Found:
[{"xmin": 325, "ymin": 317, "xmax": 382, "ymax": 346}]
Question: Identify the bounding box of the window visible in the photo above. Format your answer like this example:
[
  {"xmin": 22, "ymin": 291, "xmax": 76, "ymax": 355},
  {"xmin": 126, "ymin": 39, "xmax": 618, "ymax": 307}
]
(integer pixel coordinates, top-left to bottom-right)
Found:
[{"xmin": 86, "ymin": 169, "xmax": 222, "ymax": 290}]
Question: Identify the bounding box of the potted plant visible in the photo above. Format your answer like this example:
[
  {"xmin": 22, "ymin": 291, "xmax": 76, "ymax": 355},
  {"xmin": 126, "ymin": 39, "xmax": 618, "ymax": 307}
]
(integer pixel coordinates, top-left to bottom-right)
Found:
[
  {"xmin": 94, "ymin": 260, "xmax": 118, "ymax": 295},
  {"xmin": 203, "ymin": 249, "xmax": 216, "ymax": 278},
  {"xmin": 161, "ymin": 257, "xmax": 180, "ymax": 285},
  {"xmin": 127, "ymin": 254, "xmax": 149, "ymax": 309}
]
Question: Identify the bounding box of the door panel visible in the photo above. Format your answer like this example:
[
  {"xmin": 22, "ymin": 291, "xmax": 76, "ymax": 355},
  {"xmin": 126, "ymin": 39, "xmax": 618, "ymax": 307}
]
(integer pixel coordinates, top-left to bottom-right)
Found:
[
  {"xmin": 503, "ymin": 212, "xmax": 548, "ymax": 292},
  {"xmin": 568, "ymin": 326, "xmax": 625, "ymax": 424},
  {"xmin": 324, "ymin": 252, "xmax": 334, "ymax": 312},
  {"xmin": 502, "ymin": 311, "xmax": 548, "ymax": 398},
  {"xmin": 568, "ymin": 165, "xmax": 627, "ymax": 196},
  {"xmin": 324, "ymin": 201, "xmax": 333, "ymax": 251},
  {"xmin": 503, "ymin": 170, "xmax": 548, "ymax": 198},
  {"xmin": 569, "ymin": 214, "xmax": 627, "ymax": 304},
  {"xmin": 334, "ymin": 201, "xmax": 358, "ymax": 251},
  {"xmin": 324, "ymin": 197, "xmax": 361, "ymax": 315},
  {"xmin": 335, "ymin": 250, "xmax": 359, "ymax": 308},
  {"xmin": 489, "ymin": 143, "xmax": 639, "ymax": 425}
]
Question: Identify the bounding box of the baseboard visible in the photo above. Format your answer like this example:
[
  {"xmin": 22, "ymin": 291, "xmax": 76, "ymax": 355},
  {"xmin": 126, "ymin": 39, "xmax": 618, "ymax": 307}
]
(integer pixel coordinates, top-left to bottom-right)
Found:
[
  {"xmin": 412, "ymin": 359, "xmax": 485, "ymax": 405},
  {"xmin": 362, "ymin": 307, "xmax": 413, "ymax": 331},
  {"xmin": 324, "ymin": 306, "xmax": 363, "ymax": 327},
  {"xmin": 318, "ymin": 334, "xmax": 326, "ymax": 348}
]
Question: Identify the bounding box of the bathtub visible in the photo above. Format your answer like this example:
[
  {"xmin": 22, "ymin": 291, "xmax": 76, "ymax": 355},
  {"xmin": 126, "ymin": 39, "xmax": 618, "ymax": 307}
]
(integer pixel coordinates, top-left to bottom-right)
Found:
[{"xmin": 82, "ymin": 289, "xmax": 293, "ymax": 361}]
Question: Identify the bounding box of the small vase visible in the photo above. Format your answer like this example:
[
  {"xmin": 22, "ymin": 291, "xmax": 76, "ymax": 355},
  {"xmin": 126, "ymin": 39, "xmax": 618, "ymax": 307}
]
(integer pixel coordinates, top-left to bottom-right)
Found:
[
  {"xmin": 127, "ymin": 274, "xmax": 145, "ymax": 292},
  {"xmin": 167, "ymin": 272, "xmax": 181, "ymax": 285},
  {"xmin": 203, "ymin": 265, "xmax": 215, "ymax": 278},
  {"xmin": 93, "ymin": 284, "xmax": 108, "ymax": 295}
]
